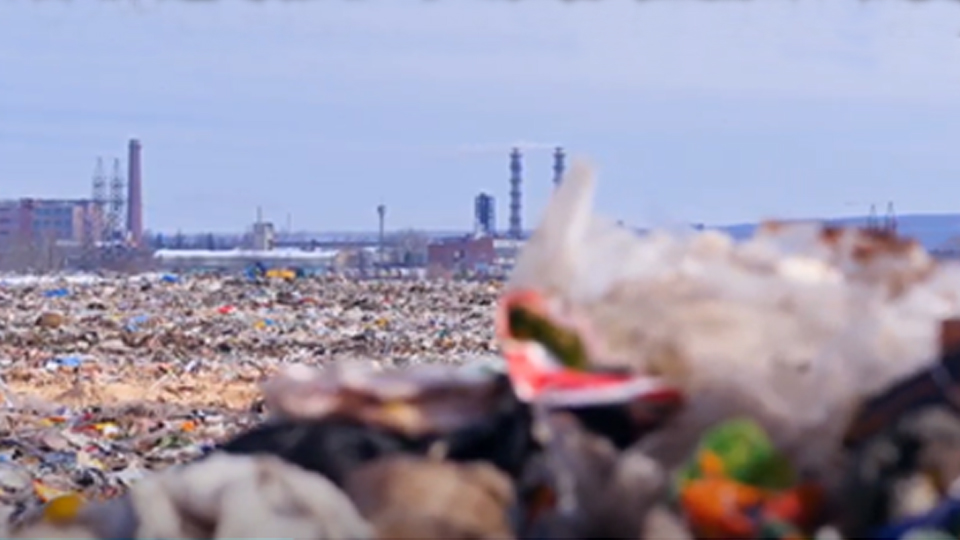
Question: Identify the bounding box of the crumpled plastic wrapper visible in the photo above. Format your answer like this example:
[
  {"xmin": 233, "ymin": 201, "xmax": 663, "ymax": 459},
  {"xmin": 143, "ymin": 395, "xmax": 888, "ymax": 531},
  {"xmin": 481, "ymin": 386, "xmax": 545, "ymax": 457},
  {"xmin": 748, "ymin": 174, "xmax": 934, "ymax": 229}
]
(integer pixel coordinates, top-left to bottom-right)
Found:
[
  {"xmin": 505, "ymin": 158, "xmax": 960, "ymax": 479},
  {"xmin": 10, "ymin": 453, "xmax": 374, "ymax": 539}
]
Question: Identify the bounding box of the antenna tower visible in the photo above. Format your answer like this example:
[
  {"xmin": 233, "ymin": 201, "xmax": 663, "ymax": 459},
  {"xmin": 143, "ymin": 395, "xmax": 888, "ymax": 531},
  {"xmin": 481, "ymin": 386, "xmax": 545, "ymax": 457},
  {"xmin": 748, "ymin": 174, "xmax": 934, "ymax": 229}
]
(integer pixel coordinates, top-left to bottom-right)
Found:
[
  {"xmin": 82, "ymin": 158, "xmax": 107, "ymax": 265},
  {"xmin": 107, "ymin": 158, "xmax": 126, "ymax": 243}
]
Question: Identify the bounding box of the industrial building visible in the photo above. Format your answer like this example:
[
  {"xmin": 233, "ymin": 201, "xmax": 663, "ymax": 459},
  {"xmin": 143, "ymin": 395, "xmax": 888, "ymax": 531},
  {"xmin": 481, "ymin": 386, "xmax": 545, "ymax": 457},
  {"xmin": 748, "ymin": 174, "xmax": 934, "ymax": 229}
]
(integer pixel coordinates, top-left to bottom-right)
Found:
[
  {"xmin": 492, "ymin": 238, "xmax": 524, "ymax": 269},
  {"xmin": 244, "ymin": 208, "xmax": 276, "ymax": 251},
  {"xmin": 427, "ymin": 235, "xmax": 496, "ymax": 273},
  {"xmin": 0, "ymin": 198, "xmax": 104, "ymax": 246},
  {"xmin": 423, "ymin": 146, "xmax": 565, "ymax": 275},
  {"xmin": 0, "ymin": 198, "xmax": 106, "ymax": 272},
  {"xmin": 0, "ymin": 138, "xmax": 146, "ymax": 271}
]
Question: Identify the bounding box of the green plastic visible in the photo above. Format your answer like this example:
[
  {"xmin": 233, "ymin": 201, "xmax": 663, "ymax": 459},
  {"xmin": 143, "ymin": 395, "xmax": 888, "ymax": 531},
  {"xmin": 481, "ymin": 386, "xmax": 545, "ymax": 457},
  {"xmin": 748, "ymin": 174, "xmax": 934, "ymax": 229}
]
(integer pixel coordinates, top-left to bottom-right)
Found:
[
  {"xmin": 678, "ymin": 418, "xmax": 797, "ymax": 491},
  {"xmin": 507, "ymin": 305, "xmax": 589, "ymax": 370}
]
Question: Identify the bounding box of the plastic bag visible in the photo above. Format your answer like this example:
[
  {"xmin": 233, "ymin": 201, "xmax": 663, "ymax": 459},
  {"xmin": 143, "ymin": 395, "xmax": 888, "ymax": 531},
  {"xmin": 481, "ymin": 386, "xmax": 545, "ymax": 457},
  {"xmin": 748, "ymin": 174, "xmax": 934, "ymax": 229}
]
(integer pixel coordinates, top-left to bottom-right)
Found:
[{"xmin": 502, "ymin": 158, "xmax": 960, "ymax": 477}]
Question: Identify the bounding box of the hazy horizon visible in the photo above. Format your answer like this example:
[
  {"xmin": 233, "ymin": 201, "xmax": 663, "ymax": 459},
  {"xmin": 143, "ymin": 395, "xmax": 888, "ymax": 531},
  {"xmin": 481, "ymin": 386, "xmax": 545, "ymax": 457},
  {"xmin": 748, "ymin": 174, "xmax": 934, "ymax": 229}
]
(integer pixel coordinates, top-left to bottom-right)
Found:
[{"xmin": 3, "ymin": 2, "xmax": 960, "ymax": 233}]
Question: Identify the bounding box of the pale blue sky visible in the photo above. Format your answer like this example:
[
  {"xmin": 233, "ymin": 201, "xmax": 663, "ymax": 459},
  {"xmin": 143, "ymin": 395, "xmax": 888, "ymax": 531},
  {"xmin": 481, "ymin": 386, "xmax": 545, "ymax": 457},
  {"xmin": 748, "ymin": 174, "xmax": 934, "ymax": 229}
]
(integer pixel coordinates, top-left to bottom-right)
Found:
[{"xmin": 2, "ymin": 1, "xmax": 960, "ymax": 234}]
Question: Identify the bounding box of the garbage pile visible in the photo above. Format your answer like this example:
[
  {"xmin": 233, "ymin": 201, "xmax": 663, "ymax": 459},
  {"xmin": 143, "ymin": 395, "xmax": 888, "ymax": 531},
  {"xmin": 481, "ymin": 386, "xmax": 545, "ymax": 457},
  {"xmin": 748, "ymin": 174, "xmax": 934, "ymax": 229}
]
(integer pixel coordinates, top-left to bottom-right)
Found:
[
  {"xmin": 7, "ymin": 160, "xmax": 960, "ymax": 539},
  {"xmin": 0, "ymin": 275, "xmax": 501, "ymax": 530},
  {"xmin": 0, "ymin": 276, "xmax": 500, "ymax": 407}
]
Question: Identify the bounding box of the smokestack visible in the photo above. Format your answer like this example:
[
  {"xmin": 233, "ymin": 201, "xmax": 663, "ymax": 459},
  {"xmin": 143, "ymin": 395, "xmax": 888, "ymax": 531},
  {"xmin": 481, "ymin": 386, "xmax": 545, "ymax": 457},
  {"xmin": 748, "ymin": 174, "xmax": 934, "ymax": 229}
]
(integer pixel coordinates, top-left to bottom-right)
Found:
[
  {"xmin": 508, "ymin": 148, "xmax": 522, "ymax": 239},
  {"xmin": 552, "ymin": 147, "xmax": 565, "ymax": 187},
  {"xmin": 126, "ymin": 138, "xmax": 143, "ymax": 247}
]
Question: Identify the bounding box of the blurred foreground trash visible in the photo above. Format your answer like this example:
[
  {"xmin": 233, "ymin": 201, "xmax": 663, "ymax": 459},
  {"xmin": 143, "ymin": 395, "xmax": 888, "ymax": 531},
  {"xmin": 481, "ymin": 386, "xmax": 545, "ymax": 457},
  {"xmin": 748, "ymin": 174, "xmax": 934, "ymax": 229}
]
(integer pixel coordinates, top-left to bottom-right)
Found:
[
  {"xmin": 344, "ymin": 456, "xmax": 516, "ymax": 539},
  {"xmin": 12, "ymin": 453, "xmax": 373, "ymax": 539}
]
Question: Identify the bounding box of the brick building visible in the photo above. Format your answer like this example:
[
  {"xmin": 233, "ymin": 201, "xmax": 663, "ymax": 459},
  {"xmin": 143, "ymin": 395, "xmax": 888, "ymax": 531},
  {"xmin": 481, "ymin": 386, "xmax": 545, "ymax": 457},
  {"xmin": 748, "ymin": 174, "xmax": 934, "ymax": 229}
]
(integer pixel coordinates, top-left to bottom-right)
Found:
[
  {"xmin": 426, "ymin": 235, "xmax": 495, "ymax": 272},
  {"xmin": 0, "ymin": 198, "xmax": 103, "ymax": 249}
]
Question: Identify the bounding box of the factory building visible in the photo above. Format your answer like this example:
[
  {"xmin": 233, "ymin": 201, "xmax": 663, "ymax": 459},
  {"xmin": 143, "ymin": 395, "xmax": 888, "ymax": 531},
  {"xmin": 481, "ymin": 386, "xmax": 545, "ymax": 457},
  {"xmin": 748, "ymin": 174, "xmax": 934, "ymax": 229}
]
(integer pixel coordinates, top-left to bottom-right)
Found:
[
  {"xmin": 0, "ymin": 198, "xmax": 103, "ymax": 246},
  {"xmin": 427, "ymin": 235, "xmax": 495, "ymax": 272},
  {"xmin": 492, "ymin": 238, "xmax": 524, "ymax": 269}
]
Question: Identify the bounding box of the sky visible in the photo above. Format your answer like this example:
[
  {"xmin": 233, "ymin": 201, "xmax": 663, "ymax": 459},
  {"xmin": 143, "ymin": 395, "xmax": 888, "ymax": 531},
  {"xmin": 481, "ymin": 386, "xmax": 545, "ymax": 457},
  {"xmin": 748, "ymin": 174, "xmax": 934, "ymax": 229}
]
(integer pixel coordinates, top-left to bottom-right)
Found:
[{"xmin": 2, "ymin": 1, "xmax": 960, "ymax": 234}]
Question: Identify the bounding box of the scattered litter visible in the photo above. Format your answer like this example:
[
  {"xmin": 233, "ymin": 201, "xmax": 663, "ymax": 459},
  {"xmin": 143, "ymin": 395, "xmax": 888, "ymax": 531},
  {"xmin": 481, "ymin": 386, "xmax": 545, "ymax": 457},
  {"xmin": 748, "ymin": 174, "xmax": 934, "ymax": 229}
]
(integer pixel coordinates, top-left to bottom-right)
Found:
[{"xmin": 0, "ymin": 275, "xmax": 501, "ymax": 527}]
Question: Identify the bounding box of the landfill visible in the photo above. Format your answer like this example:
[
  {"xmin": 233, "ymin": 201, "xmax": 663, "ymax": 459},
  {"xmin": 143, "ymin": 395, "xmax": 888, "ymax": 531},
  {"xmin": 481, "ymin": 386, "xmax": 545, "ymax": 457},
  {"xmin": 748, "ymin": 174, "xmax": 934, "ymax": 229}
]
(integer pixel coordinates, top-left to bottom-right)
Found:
[
  {"xmin": 6, "ymin": 160, "xmax": 960, "ymax": 539},
  {"xmin": 0, "ymin": 276, "xmax": 500, "ymax": 526}
]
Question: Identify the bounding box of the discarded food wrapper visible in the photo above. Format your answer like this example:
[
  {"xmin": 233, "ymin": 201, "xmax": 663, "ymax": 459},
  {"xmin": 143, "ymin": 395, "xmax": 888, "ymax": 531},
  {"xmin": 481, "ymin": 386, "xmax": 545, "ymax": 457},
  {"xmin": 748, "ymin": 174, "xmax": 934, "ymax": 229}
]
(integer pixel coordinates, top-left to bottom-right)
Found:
[{"xmin": 497, "ymin": 288, "xmax": 685, "ymax": 414}]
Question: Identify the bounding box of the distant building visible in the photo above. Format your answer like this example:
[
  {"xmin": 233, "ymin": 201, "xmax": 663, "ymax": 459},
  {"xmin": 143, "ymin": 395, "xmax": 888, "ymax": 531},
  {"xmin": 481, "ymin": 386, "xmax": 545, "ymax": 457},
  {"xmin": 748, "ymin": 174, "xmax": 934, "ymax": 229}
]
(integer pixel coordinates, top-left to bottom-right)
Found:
[
  {"xmin": 248, "ymin": 221, "xmax": 276, "ymax": 251},
  {"xmin": 493, "ymin": 238, "xmax": 525, "ymax": 269},
  {"xmin": 427, "ymin": 235, "xmax": 495, "ymax": 272},
  {"xmin": 153, "ymin": 247, "xmax": 339, "ymax": 273},
  {"xmin": 0, "ymin": 198, "xmax": 103, "ymax": 248}
]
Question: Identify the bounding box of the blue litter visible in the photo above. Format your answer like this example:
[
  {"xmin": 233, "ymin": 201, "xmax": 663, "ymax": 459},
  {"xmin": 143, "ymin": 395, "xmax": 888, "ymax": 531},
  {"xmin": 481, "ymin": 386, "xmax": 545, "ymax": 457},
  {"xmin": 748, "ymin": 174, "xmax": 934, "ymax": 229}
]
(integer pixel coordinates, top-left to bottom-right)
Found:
[
  {"xmin": 43, "ymin": 288, "xmax": 69, "ymax": 298},
  {"xmin": 160, "ymin": 274, "xmax": 180, "ymax": 284},
  {"xmin": 47, "ymin": 356, "xmax": 83, "ymax": 370},
  {"xmin": 870, "ymin": 496, "xmax": 960, "ymax": 540},
  {"xmin": 125, "ymin": 314, "xmax": 151, "ymax": 331},
  {"xmin": 43, "ymin": 452, "xmax": 77, "ymax": 466}
]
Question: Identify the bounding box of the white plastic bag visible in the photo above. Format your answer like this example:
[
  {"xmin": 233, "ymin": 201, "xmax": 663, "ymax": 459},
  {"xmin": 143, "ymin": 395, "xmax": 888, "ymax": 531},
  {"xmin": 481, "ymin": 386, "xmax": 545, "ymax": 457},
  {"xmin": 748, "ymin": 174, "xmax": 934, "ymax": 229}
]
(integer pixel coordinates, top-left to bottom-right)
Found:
[{"xmin": 505, "ymin": 158, "xmax": 960, "ymax": 476}]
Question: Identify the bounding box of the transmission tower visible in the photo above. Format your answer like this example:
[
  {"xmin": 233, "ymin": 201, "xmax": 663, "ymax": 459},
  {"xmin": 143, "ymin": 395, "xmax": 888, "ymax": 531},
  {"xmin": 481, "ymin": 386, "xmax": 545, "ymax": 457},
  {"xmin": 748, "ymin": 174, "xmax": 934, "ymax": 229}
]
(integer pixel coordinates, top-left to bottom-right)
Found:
[
  {"xmin": 82, "ymin": 158, "xmax": 107, "ymax": 266},
  {"xmin": 92, "ymin": 158, "xmax": 107, "ymax": 235},
  {"xmin": 866, "ymin": 204, "xmax": 879, "ymax": 231},
  {"xmin": 92, "ymin": 157, "xmax": 107, "ymax": 240},
  {"xmin": 107, "ymin": 158, "xmax": 125, "ymax": 243},
  {"xmin": 884, "ymin": 201, "xmax": 898, "ymax": 234}
]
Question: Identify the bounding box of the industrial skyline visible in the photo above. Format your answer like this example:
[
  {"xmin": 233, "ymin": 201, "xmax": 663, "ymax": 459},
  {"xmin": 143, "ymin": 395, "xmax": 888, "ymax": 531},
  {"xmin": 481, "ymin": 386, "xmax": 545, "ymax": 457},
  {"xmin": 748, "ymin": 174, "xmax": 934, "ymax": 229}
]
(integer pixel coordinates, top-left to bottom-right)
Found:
[
  {"xmin": 5, "ymin": 2, "xmax": 960, "ymax": 235},
  {"xmin": 0, "ymin": 133, "xmax": 927, "ymax": 241},
  {"xmin": 0, "ymin": 137, "xmax": 146, "ymax": 272},
  {"xmin": 0, "ymin": 141, "xmax": 571, "ymax": 241},
  {"xmin": 0, "ymin": 140, "xmax": 917, "ymax": 246}
]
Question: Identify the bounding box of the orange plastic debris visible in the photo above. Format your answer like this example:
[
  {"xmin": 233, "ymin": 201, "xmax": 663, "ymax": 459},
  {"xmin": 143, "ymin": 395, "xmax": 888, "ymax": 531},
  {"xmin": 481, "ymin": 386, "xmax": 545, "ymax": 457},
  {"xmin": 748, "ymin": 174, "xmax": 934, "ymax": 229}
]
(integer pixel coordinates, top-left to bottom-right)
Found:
[{"xmin": 42, "ymin": 493, "xmax": 85, "ymax": 524}]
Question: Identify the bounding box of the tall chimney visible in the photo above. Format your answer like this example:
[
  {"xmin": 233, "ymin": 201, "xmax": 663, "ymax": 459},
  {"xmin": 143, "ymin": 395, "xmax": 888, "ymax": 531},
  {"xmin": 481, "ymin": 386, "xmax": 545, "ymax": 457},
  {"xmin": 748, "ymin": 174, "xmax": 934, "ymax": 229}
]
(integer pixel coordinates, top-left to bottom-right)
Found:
[
  {"xmin": 126, "ymin": 138, "xmax": 143, "ymax": 247},
  {"xmin": 552, "ymin": 147, "xmax": 565, "ymax": 187},
  {"xmin": 508, "ymin": 147, "xmax": 522, "ymax": 239}
]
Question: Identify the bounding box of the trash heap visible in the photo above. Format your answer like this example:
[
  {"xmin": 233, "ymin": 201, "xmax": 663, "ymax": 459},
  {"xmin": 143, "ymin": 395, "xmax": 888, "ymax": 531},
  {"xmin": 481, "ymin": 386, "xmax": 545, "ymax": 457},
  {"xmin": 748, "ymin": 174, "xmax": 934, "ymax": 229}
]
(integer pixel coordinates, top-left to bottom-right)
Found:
[
  {"xmin": 0, "ymin": 276, "xmax": 500, "ymax": 406},
  {"xmin": 0, "ymin": 275, "xmax": 502, "ymax": 528},
  {"xmin": 8, "ymin": 160, "xmax": 960, "ymax": 539}
]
